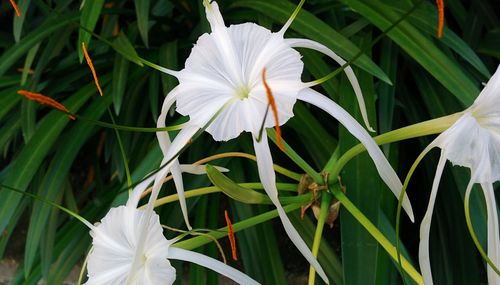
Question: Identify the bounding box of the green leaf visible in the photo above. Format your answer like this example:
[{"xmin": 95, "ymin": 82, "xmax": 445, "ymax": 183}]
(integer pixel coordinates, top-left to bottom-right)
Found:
[
  {"xmin": 134, "ymin": 0, "xmax": 150, "ymax": 48},
  {"xmin": 0, "ymin": 13, "xmax": 79, "ymax": 77},
  {"xmin": 0, "ymin": 86, "xmax": 21, "ymax": 122},
  {"xmin": 231, "ymin": 0, "xmax": 392, "ymax": 84},
  {"xmin": 13, "ymin": 0, "xmax": 32, "ymax": 42},
  {"xmin": 112, "ymin": 32, "xmax": 144, "ymax": 66},
  {"xmin": 342, "ymin": 0, "xmax": 480, "ymax": 106},
  {"xmin": 20, "ymin": 42, "xmax": 40, "ymax": 86},
  {"xmin": 24, "ymin": 94, "xmax": 111, "ymax": 275},
  {"xmin": 112, "ymin": 53, "xmax": 129, "ymax": 115},
  {"xmin": 159, "ymin": 41, "xmax": 179, "ymax": 97},
  {"xmin": 78, "ymin": 0, "xmax": 105, "ymax": 62},
  {"xmin": 392, "ymin": 2, "xmax": 490, "ymax": 78},
  {"xmin": 0, "ymin": 76, "xmax": 110, "ymax": 235},
  {"xmin": 206, "ymin": 165, "xmax": 269, "ymax": 204}
]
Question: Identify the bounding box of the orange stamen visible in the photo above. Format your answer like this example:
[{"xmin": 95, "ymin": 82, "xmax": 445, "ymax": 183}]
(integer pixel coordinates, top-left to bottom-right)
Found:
[
  {"xmin": 224, "ymin": 210, "xmax": 238, "ymax": 261},
  {"xmin": 9, "ymin": 0, "xmax": 21, "ymax": 17},
  {"xmin": 82, "ymin": 42, "xmax": 104, "ymax": 96},
  {"xmin": 18, "ymin": 90, "xmax": 75, "ymax": 120},
  {"xmin": 436, "ymin": 0, "xmax": 444, "ymax": 39},
  {"xmin": 262, "ymin": 68, "xmax": 285, "ymax": 152}
]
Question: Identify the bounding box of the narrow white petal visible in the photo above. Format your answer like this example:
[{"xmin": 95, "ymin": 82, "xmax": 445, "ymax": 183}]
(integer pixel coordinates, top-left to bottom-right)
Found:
[
  {"xmin": 149, "ymin": 125, "xmax": 200, "ymax": 230},
  {"xmin": 179, "ymin": 164, "xmax": 229, "ymax": 175},
  {"xmin": 287, "ymin": 38, "xmax": 374, "ymax": 132},
  {"xmin": 156, "ymin": 88, "xmax": 196, "ymax": 230},
  {"xmin": 252, "ymin": 135, "xmax": 329, "ymax": 284},
  {"xmin": 203, "ymin": 1, "xmax": 226, "ymax": 32},
  {"xmin": 168, "ymin": 247, "xmax": 260, "ymax": 285},
  {"xmin": 127, "ymin": 174, "xmax": 156, "ymax": 209},
  {"xmin": 481, "ymin": 183, "xmax": 500, "ymax": 285},
  {"xmin": 419, "ymin": 152, "xmax": 447, "ymax": 285},
  {"xmin": 298, "ymin": 88, "xmax": 414, "ymax": 221}
]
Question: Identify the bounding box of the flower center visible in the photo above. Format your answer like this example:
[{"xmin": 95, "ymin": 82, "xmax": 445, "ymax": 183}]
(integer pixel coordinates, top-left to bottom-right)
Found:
[{"xmin": 235, "ymin": 85, "xmax": 251, "ymax": 100}]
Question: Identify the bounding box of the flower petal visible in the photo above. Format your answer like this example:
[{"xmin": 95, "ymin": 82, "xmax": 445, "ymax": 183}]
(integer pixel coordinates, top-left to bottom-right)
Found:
[
  {"xmin": 156, "ymin": 88, "xmax": 197, "ymax": 230},
  {"xmin": 167, "ymin": 247, "xmax": 260, "ymax": 285},
  {"xmin": 86, "ymin": 206, "xmax": 174, "ymax": 285},
  {"xmin": 481, "ymin": 182, "xmax": 500, "ymax": 285},
  {"xmin": 252, "ymin": 134, "xmax": 329, "ymax": 284},
  {"xmin": 298, "ymin": 88, "xmax": 414, "ymax": 221},
  {"xmin": 127, "ymin": 174, "xmax": 156, "ymax": 209},
  {"xmin": 149, "ymin": 124, "xmax": 200, "ymax": 230},
  {"xmin": 472, "ymin": 65, "xmax": 500, "ymax": 110},
  {"xmin": 418, "ymin": 151, "xmax": 447, "ymax": 285},
  {"xmin": 287, "ymin": 38, "xmax": 375, "ymax": 132},
  {"xmin": 176, "ymin": 21, "xmax": 302, "ymax": 141},
  {"xmin": 179, "ymin": 164, "xmax": 229, "ymax": 174},
  {"xmin": 434, "ymin": 112, "xmax": 500, "ymax": 183}
]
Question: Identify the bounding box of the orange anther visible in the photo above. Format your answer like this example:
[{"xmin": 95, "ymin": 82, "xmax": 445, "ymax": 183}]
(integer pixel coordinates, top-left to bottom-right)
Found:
[
  {"xmin": 82, "ymin": 42, "xmax": 104, "ymax": 96},
  {"xmin": 224, "ymin": 210, "xmax": 238, "ymax": 261},
  {"xmin": 262, "ymin": 68, "xmax": 285, "ymax": 152},
  {"xmin": 9, "ymin": 0, "xmax": 21, "ymax": 17},
  {"xmin": 436, "ymin": 0, "xmax": 444, "ymax": 39},
  {"xmin": 18, "ymin": 90, "xmax": 75, "ymax": 120}
]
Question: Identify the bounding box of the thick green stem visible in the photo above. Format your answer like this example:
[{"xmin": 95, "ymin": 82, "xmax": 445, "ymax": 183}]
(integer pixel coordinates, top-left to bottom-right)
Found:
[
  {"xmin": 325, "ymin": 113, "xmax": 461, "ymax": 183},
  {"xmin": 173, "ymin": 203, "xmax": 303, "ymax": 250},
  {"xmin": 331, "ymin": 186, "xmax": 423, "ymax": 285},
  {"xmin": 308, "ymin": 192, "xmax": 333, "ymax": 285}
]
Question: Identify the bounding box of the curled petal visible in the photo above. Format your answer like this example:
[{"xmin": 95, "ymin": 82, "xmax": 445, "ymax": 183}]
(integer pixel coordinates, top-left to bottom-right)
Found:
[
  {"xmin": 252, "ymin": 135, "xmax": 329, "ymax": 284},
  {"xmin": 287, "ymin": 38, "xmax": 375, "ymax": 132},
  {"xmin": 168, "ymin": 247, "xmax": 259, "ymax": 285},
  {"xmin": 419, "ymin": 151, "xmax": 447, "ymax": 285},
  {"xmin": 298, "ymin": 88, "xmax": 414, "ymax": 221}
]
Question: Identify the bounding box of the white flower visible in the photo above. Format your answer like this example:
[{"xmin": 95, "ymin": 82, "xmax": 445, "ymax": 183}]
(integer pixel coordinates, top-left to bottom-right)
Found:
[
  {"xmin": 148, "ymin": 1, "xmax": 414, "ymax": 283},
  {"xmin": 85, "ymin": 182, "xmax": 259, "ymax": 285},
  {"xmin": 418, "ymin": 65, "xmax": 500, "ymax": 285},
  {"xmin": 85, "ymin": 205, "xmax": 176, "ymax": 285}
]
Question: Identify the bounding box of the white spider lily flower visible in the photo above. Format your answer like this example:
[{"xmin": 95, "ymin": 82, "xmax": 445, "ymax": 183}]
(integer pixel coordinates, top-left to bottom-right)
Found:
[
  {"xmin": 418, "ymin": 65, "xmax": 500, "ymax": 285},
  {"xmin": 149, "ymin": 1, "xmax": 414, "ymax": 282},
  {"xmin": 84, "ymin": 182, "xmax": 259, "ymax": 285}
]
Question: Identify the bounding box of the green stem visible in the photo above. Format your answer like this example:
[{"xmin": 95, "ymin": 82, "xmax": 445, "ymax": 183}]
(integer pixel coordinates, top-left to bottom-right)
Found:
[
  {"xmin": 75, "ymin": 114, "xmax": 186, "ymax": 132},
  {"xmin": 267, "ymin": 129, "xmax": 323, "ymax": 183},
  {"xmin": 173, "ymin": 203, "xmax": 303, "ymax": 250},
  {"xmin": 331, "ymin": 186, "xmax": 424, "ymax": 285},
  {"xmin": 152, "ymin": 183, "xmax": 311, "ymax": 208},
  {"xmin": 325, "ymin": 113, "xmax": 460, "ymax": 183},
  {"xmin": 464, "ymin": 186, "xmax": 500, "ymax": 275},
  {"xmin": 308, "ymin": 192, "xmax": 332, "ymax": 285}
]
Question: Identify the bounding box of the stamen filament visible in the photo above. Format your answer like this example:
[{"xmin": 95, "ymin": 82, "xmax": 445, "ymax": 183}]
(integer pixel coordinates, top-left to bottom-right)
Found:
[
  {"xmin": 224, "ymin": 210, "xmax": 238, "ymax": 261},
  {"xmin": 436, "ymin": 0, "xmax": 445, "ymax": 39},
  {"xmin": 9, "ymin": 0, "xmax": 21, "ymax": 17},
  {"xmin": 262, "ymin": 68, "xmax": 285, "ymax": 152},
  {"xmin": 82, "ymin": 42, "xmax": 104, "ymax": 96},
  {"xmin": 18, "ymin": 90, "xmax": 75, "ymax": 120}
]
